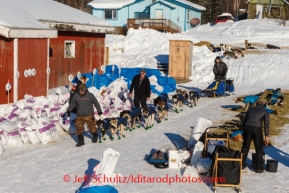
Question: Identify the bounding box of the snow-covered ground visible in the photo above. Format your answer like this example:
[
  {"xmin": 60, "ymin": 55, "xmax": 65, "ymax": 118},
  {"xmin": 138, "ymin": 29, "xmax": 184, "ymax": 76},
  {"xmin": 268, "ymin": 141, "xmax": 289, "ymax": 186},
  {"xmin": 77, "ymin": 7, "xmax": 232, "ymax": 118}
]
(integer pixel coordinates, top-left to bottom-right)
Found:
[{"xmin": 1, "ymin": 19, "xmax": 289, "ymax": 193}]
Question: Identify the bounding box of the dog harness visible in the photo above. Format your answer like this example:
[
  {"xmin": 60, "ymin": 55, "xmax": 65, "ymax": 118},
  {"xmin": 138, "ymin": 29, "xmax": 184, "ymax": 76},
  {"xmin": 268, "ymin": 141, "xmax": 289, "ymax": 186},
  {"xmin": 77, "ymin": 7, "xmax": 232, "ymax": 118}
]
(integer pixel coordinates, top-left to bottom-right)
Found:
[
  {"xmin": 189, "ymin": 91, "xmax": 200, "ymax": 100},
  {"xmin": 130, "ymin": 107, "xmax": 141, "ymax": 117},
  {"xmin": 143, "ymin": 107, "xmax": 157, "ymax": 118},
  {"xmin": 117, "ymin": 117, "xmax": 128, "ymax": 126}
]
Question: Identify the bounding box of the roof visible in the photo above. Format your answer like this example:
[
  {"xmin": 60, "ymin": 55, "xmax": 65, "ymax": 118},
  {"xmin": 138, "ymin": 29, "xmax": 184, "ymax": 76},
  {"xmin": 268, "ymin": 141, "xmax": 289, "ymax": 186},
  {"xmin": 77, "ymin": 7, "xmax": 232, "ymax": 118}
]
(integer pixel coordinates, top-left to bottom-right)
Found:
[
  {"xmin": 88, "ymin": 0, "xmax": 206, "ymax": 11},
  {"xmin": 246, "ymin": 0, "xmax": 289, "ymax": 5},
  {"xmin": 0, "ymin": 0, "xmax": 114, "ymax": 38},
  {"xmin": 147, "ymin": 0, "xmax": 176, "ymax": 9},
  {"xmin": 172, "ymin": 0, "xmax": 206, "ymax": 11},
  {"xmin": 88, "ymin": 0, "xmax": 136, "ymax": 9}
]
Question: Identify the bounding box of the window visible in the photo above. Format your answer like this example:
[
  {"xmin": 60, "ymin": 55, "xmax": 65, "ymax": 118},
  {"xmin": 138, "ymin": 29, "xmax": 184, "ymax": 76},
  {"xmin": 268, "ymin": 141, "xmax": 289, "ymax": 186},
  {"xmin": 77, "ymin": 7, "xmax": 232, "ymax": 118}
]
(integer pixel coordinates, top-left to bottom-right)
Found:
[
  {"xmin": 134, "ymin": 12, "xmax": 150, "ymax": 19},
  {"xmin": 105, "ymin": 10, "xmax": 117, "ymax": 19},
  {"xmin": 64, "ymin": 41, "xmax": 75, "ymax": 58},
  {"xmin": 187, "ymin": 10, "xmax": 190, "ymax": 23},
  {"xmin": 152, "ymin": 0, "xmax": 157, "ymax": 3},
  {"xmin": 270, "ymin": 6, "xmax": 281, "ymax": 18}
]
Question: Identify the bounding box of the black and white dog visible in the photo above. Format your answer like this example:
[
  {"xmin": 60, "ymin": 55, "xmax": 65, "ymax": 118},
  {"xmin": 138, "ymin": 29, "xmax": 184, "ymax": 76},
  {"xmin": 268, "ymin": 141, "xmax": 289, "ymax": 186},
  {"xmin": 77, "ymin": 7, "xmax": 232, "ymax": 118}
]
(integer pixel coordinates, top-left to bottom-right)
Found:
[{"xmin": 96, "ymin": 118, "xmax": 111, "ymax": 143}]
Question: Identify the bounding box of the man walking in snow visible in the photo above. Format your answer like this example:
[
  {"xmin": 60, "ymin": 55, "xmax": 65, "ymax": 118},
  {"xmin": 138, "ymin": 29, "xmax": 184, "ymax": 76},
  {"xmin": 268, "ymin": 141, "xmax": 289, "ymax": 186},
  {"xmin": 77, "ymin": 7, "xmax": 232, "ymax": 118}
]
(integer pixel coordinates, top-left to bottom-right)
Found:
[
  {"xmin": 213, "ymin": 56, "xmax": 228, "ymax": 81},
  {"xmin": 241, "ymin": 99, "xmax": 270, "ymax": 173},
  {"xmin": 129, "ymin": 69, "xmax": 151, "ymax": 108},
  {"xmin": 67, "ymin": 84, "xmax": 102, "ymax": 147}
]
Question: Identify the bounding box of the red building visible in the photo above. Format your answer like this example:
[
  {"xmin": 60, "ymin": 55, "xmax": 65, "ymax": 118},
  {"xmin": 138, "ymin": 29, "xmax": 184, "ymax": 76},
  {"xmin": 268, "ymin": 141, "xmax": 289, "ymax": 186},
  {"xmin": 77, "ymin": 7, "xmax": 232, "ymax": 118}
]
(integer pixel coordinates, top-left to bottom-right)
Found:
[{"xmin": 0, "ymin": 0, "xmax": 113, "ymax": 104}]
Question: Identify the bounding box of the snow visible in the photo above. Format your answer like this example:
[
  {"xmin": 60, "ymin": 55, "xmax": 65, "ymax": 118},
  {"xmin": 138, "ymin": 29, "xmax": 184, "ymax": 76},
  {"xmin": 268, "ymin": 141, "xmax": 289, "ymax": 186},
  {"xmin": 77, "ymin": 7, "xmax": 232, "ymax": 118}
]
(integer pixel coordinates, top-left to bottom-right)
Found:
[
  {"xmin": 174, "ymin": 0, "xmax": 206, "ymax": 11},
  {"xmin": 88, "ymin": 0, "xmax": 135, "ymax": 9},
  {"xmin": 2, "ymin": 18, "xmax": 289, "ymax": 192},
  {"xmin": 0, "ymin": 0, "xmax": 110, "ymax": 29}
]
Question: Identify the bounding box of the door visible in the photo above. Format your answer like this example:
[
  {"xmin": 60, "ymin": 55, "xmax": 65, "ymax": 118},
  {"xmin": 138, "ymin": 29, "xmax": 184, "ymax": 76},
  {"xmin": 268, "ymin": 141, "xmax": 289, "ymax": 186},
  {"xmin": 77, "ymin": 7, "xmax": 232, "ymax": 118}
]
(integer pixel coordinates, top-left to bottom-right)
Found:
[
  {"xmin": 256, "ymin": 4, "xmax": 263, "ymax": 19},
  {"xmin": 155, "ymin": 10, "xmax": 163, "ymax": 19},
  {"xmin": 169, "ymin": 46, "xmax": 186, "ymax": 78}
]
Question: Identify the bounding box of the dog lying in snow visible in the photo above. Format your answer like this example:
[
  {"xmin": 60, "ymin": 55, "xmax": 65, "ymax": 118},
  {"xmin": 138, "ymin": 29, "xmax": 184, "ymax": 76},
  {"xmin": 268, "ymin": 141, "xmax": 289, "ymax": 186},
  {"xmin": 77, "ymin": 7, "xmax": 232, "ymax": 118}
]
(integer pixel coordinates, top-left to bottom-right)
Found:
[{"xmin": 142, "ymin": 106, "xmax": 157, "ymax": 130}]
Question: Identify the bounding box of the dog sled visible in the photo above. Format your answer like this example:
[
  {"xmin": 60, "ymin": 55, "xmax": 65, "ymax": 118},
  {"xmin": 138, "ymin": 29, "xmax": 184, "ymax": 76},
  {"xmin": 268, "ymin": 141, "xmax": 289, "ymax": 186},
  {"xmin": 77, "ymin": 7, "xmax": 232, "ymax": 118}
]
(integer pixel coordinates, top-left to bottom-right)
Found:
[
  {"xmin": 201, "ymin": 78, "xmax": 235, "ymax": 97},
  {"xmin": 200, "ymin": 127, "xmax": 230, "ymax": 159},
  {"xmin": 211, "ymin": 146, "xmax": 243, "ymax": 193}
]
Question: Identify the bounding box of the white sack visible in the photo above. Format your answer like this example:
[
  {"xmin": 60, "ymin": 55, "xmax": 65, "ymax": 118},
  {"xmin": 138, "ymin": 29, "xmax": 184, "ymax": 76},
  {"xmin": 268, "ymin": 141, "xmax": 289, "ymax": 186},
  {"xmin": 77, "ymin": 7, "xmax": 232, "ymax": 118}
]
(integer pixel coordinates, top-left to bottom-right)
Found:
[
  {"xmin": 0, "ymin": 117, "xmax": 19, "ymax": 133},
  {"xmin": 26, "ymin": 130, "xmax": 40, "ymax": 145},
  {"xmin": 191, "ymin": 141, "xmax": 204, "ymax": 166},
  {"xmin": 58, "ymin": 102, "xmax": 69, "ymax": 118},
  {"xmin": 18, "ymin": 126, "xmax": 30, "ymax": 144},
  {"xmin": 24, "ymin": 94, "xmax": 35, "ymax": 108},
  {"xmin": 96, "ymin": 148, "xmax": 120, "ymax": 175},
  {"xmin": 58, "ymin": 117, "xmax": 76, "ymax": 135},
  {"xmin": 0, "ymin": 130, "xmax": 7, "ymax": 145},
  {"xmin": 195, "ymin": 158, "xmax": 212, "ymax": 174},
  {"xmin": 188, "ymin": 118, "xmax": 212, "ymax": 148},
  {"xmin": 0, "ymin": 138, "xmax": 4, "ymax": 155},
  {"xmin": 5, "ymin": 130, "xmax": 23, "ymax": 147},
  {"xmin": 183, "ymin": 166, "xmax": 199, "ymax": 178},
  {"xmin": 18, "ymin": 111, "xmax": 32, "ymax": 125},
  {"xmin": 36, "ymin": 117, "xmax": 59, "ymax": 145},
  {"xmin": 6, "ymin": 104, "xmax": 21, "ymax": 115},
  {"xmin": 5, "ymin": 112, "xmax": 18, "ymax": 123}
]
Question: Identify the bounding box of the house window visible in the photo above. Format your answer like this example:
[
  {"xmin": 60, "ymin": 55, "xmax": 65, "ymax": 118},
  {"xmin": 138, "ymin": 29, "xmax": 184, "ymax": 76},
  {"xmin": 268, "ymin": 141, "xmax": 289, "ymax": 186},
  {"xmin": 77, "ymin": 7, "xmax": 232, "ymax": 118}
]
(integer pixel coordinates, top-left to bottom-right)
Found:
[
  {"xmin": 152, "ymin": 0, "xmax": 157, "ymax": 3},
  {"xmin": 134, "ymin": 12, "xmax": 150, "ymax": 19},
  {"xmin": 187, "ymin": 10, "xmax": 190, "ymax": 23},
  {"xmin": 105, "ymin": 10, "xmax": 117, "ymax": 19},
  {"xmin": 270, "ymin": 6, "xmax": 281, "ymax": 18},
  {"xmin": 64, "ymin": 41, "xmax": 75, "ymax": 58}
]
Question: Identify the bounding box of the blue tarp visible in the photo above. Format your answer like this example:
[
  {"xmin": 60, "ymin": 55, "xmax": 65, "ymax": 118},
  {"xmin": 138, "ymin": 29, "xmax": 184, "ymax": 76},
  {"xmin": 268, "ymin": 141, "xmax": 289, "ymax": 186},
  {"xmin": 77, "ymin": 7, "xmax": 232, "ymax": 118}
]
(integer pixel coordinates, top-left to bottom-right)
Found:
[
  {"xmin": 78, "ymin": 66, "xmax": 176, "ymax": 94},
  {"xmin": 78, "ymin": 185, "xmax": 118, "ymax": 193}
]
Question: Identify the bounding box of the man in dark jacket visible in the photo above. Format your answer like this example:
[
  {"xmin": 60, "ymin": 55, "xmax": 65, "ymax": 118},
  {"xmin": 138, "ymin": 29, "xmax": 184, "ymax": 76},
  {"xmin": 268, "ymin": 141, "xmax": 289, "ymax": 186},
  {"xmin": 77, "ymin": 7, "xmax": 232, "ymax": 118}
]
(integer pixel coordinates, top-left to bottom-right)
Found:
[
  {"xmin": 67, "ymin": 84, "xmax": 102, "ymax": 147},
  {"xmin": 129, "ymin": 69, "xmax": 151, "ymax": 108},
  {"xmin": 241, "ymin": 99, "xmax": 270, "ymax": 173},
  {"xmin": 213, "ymin": 56, "xmax": 228, "ymax": 81}
]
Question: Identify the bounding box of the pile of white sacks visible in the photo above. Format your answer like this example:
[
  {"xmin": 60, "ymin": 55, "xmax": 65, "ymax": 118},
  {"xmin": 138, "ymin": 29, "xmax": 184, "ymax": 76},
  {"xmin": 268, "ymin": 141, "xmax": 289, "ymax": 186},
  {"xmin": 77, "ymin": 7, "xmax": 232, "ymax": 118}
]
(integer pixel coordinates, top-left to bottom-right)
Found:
[{"xmin": 0, "ymin": 77, "xmax": 153, "ymax": 155}]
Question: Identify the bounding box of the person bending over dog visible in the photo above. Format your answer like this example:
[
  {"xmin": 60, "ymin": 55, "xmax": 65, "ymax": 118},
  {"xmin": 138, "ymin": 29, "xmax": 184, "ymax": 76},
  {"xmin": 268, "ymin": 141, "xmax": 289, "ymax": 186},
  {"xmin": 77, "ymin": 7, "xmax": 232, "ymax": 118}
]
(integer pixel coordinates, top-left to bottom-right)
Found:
[
  {"xmin": 213, "ymin": 56, "xmax": 228, "ymax": 81},
  {"xmin": 67, "ymin": 84, "xmax": 102, "ymax": 147},
  {"xmin": 129, "ymin": 69, "xmax": 151, "ymax": 108},
  {"xmin": 241, "ymin": 99, "xmax": 270, "ymax": 173}
]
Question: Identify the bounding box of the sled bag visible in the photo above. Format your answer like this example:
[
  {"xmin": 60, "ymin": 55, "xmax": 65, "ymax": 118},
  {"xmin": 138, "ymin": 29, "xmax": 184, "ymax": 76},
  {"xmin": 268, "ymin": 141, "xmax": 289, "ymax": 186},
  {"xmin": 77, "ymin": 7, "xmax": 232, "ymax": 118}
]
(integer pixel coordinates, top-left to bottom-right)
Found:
[{"xmin": 210, "ymin": 146, "xmax": 241, "ymax": 185}]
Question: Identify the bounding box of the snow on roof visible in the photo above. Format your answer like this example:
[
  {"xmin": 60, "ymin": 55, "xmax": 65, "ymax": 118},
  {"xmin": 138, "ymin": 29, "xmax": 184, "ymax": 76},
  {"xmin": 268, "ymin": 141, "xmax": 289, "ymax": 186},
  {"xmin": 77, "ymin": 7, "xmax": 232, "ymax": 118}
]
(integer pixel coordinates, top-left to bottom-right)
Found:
[
  {"xmin": 88, "ymin": 0, "xmax": 136, "ymax": 9},
  {"xmin": 147, "ymin": 0, "xmax": 176, "ymax": 9},
  {"xmin": 173, "ymin": 0, "xmax": 206, "ymax": 11},
  {"xmin": 0, "ymin": 0, "xmax": 113, "ymax": 37}
]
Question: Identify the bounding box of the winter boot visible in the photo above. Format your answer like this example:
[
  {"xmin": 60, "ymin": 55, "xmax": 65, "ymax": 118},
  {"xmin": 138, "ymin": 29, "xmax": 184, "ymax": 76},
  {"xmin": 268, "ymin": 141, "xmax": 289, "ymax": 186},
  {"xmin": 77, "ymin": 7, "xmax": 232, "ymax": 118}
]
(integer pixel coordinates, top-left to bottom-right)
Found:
[
  {"xmin": 92, "ymin": 132, "xmax": 98, "ymax": 143},
  {"xmin": 75, "ymin": 134, "xmax": 85, "ymax": 147}
]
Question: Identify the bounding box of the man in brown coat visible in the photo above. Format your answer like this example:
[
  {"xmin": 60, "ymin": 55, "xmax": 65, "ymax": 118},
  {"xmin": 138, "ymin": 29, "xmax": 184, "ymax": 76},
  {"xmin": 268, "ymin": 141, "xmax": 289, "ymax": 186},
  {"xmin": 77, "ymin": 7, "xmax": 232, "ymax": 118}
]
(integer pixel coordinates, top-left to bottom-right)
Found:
[{"xmin": 67, "ymin": 84, "xmax": 102, "ymax": 147}]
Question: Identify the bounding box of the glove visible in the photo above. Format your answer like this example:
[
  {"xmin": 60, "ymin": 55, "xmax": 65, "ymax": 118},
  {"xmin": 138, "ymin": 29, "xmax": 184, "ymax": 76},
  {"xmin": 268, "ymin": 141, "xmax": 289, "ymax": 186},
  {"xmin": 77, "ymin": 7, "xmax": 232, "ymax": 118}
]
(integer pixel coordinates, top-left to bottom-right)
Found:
[{"xmin": 98, "ymin": 112, "xmax": 103, "ymax": 116}]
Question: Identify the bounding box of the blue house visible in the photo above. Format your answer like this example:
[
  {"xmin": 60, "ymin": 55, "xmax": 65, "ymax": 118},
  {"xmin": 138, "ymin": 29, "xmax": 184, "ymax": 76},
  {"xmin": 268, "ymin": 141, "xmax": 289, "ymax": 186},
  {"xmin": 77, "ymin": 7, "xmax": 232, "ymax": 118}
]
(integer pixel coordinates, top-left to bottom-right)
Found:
[{"xmin": 87, "ymin": 0, "xmax": 206, "ymax": 32}]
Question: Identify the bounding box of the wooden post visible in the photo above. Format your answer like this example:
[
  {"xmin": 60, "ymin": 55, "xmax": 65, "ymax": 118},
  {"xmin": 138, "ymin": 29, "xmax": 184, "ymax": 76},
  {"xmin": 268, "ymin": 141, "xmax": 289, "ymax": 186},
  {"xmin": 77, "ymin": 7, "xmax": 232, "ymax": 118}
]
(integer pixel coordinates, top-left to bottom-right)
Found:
[{"xmin": 105, "ymin": 47, "xmax": 109, "ymax": 66}]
